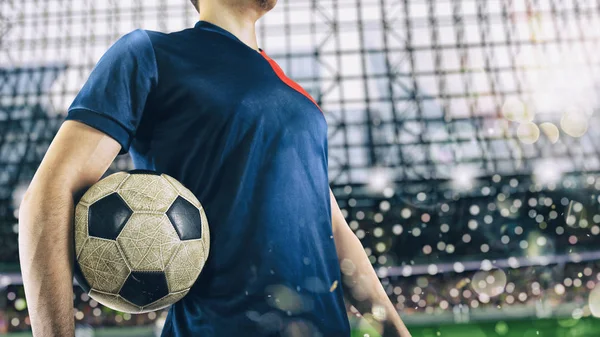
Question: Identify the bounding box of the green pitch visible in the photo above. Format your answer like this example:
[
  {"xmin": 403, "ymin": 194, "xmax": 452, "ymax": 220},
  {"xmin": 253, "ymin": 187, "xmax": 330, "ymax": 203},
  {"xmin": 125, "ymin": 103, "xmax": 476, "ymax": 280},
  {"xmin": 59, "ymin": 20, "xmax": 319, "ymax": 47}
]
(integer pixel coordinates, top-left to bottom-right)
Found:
[
  {"xmin": 4, "ymin": 317, "xmax": 600, "ymax": 337},
  {"xmin": 353, "ymin": 317, "xmax": 600, "ymax": 337}
]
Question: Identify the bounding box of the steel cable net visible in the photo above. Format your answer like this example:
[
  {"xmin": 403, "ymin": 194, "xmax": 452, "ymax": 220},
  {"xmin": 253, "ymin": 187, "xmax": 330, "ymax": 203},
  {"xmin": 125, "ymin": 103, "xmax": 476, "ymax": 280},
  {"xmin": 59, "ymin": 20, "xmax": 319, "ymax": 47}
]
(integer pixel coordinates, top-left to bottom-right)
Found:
[{"xmin": 2, "ymin": 0, "xmax": 600, "ymax": 330}]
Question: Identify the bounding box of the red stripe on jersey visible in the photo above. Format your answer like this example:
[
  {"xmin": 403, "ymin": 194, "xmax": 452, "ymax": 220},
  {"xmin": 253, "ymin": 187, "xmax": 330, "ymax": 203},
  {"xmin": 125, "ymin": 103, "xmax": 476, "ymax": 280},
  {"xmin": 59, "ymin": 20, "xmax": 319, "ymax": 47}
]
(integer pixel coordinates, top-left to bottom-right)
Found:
[{"xmin": 260, "ymin": 50, "xmax": 323, "ymax": 114}]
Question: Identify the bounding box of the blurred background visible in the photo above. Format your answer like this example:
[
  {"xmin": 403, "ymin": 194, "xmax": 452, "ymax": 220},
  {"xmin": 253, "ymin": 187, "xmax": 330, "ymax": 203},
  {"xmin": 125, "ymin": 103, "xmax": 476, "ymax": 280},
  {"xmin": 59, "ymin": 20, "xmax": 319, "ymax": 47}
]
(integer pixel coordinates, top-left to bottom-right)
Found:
[{"xmin": 2, "ymin": 0, "xmax": 600, "ymax": 336}]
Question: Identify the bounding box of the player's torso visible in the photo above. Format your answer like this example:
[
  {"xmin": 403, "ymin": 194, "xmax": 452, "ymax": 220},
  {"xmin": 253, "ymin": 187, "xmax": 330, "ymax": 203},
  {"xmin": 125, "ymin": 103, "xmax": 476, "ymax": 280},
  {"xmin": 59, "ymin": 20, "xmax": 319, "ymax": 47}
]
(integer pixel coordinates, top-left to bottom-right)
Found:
[
  {"xmin": 134, "ymin": 23, "xmax": 327, "ymax": 166},
  {"xmin": 132, "ymin": 24, "xmax": 335, "ymax": 276},
  {"xmin": 130, "ymin": 22, "xmax": 350, "ymax": 336}
]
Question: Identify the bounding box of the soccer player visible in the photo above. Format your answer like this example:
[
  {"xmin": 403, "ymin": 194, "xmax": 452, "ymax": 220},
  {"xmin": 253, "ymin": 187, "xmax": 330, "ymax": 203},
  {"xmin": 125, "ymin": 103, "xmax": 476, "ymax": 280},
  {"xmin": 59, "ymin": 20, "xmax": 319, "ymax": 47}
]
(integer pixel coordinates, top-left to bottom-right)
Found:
[{"xmin": 18, "ymin": 1, "xmax": 412, "ymax": 336}]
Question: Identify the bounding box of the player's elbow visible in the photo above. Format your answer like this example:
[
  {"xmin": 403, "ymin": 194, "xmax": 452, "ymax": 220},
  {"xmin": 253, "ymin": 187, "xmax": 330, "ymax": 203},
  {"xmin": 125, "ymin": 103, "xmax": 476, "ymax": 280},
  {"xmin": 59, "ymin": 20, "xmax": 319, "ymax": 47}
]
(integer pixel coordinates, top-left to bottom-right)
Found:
[
  {"xmin": 19, "ymin": 184, "xmax": 45, "ymax": 215},
  {"xmin": 20, "ymin": 176, "xmax": 69, "ymax": 210},
  {"xmin": 18, "ymin": 181, "xmax": 71, "ymax": 237}
]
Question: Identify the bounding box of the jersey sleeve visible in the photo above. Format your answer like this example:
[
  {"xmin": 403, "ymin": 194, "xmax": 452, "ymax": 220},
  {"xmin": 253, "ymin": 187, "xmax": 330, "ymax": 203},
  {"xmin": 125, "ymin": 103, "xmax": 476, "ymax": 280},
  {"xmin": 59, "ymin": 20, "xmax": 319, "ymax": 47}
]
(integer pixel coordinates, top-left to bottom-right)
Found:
[{"xmin": 65, "ymin": 29, "xmax": 158, "ymax": 154}]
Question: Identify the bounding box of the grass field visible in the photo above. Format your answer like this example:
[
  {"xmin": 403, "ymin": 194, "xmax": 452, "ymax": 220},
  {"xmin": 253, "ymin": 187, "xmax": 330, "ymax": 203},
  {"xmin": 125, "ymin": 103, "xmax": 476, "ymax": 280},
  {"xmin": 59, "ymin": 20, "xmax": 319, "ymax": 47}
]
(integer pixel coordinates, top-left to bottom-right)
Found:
[
  {"xmin": 3, "ymin": 317, "xmax": 600, "ymax": 337},
  {"xmin": 352, "ymin": 317, "xmax": 600, "ymax": 337}
]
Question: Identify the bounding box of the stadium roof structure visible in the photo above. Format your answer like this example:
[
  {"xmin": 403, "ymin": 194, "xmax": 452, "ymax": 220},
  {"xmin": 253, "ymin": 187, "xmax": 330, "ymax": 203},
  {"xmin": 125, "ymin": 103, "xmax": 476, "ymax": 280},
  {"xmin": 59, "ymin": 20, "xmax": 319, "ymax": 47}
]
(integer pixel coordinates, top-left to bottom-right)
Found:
[{"xmin": 275, "ymin": 0, "xmax": 600, "ymax": 189}]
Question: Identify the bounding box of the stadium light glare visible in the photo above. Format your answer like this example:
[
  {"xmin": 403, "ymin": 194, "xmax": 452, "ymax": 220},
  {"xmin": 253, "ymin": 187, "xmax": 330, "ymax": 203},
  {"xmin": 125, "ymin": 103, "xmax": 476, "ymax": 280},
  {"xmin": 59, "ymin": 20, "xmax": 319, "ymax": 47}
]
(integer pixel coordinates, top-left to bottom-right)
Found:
[
  {"xmin": 451, "ymin": 166, "xmax": 479, "ymax": 191},
  {"xmin": 367, "ymin": 167, "xmax": 392, "ymax": 194},
  {"xmin": 534, "ymin": 162, "xmax": 562, "ymax": 185}
]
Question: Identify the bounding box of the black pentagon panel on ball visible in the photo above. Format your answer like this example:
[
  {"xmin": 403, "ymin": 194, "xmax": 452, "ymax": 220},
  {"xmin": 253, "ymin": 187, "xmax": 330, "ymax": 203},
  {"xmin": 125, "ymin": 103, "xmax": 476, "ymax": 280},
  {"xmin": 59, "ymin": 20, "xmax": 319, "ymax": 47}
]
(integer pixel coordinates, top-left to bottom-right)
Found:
[
  {"xmin": 166, "ymin": 196, "xmax": 202, "ymax": 240},
  {"xmin": 119, "ymin": 271, "xmax": 169, "ymax": 307},
  {"xmin": 128, "ymin": 169, "xmax": 162, "ymax": 176},
  {"xmin": 88, "ymin": 193, "xmax": 133, "ymax": 240}
]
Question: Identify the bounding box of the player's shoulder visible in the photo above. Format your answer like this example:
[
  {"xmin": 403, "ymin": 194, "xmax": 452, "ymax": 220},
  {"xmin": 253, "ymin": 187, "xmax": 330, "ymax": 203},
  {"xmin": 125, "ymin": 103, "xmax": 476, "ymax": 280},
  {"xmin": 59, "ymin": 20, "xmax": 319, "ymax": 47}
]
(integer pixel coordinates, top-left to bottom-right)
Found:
[
  {"xmin": 141, "ymin": 26, "xmax": 200, "ymax": 47},
  {"xmin": 116, "ymin": 28, "xmax": 154, "ymax": 48},
  {"xmin": 96, "ymin": 29, "xmax": 155, "ymax": 69}
]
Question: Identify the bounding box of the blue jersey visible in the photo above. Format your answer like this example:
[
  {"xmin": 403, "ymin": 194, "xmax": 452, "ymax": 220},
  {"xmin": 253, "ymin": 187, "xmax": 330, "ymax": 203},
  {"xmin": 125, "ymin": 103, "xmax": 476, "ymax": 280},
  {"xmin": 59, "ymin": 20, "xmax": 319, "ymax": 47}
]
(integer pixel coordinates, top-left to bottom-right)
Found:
[{"xmin": 66, "ymin": 21, "xmax": 351, "ymax": 337}]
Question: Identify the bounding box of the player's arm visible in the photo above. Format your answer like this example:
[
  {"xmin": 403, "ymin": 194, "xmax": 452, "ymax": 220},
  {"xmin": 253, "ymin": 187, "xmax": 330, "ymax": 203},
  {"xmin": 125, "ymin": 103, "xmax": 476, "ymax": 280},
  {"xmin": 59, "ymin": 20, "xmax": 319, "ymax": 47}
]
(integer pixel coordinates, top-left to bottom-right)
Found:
[
  {"xmin": 330, "ymin": 188, "xmax": 412, "ymax": 337},
  {"xmin": 18, "ymin": 121, "xmax": 120, "ymax": 337}
]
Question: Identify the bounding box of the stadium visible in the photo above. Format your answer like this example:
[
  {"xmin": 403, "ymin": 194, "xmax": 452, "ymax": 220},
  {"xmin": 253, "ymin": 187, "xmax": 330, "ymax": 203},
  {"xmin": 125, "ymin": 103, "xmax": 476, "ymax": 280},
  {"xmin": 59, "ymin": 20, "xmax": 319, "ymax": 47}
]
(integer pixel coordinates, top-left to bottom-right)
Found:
[{"xmin": 2, "ymin": 0, "xmax": 600, "ymax": 336}]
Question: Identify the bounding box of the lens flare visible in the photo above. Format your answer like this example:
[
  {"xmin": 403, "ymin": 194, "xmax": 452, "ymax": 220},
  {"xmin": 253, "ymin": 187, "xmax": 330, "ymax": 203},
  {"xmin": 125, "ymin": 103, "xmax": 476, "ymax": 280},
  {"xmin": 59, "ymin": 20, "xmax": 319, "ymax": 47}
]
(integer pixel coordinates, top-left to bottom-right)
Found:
[
  {"xmin": 517, "ymin": 122, "xmax": 540, "ymax": 144},
  {"xmin": 502, "ymin": 98, "xmax": 534, "ymax": 122},
  {"xmin": 470, "ymin": 269, "xmax": 507, "ymax": 297},
  {"xmin": 264, "ymin": 284, "xmax": 312, "ymax": 314},
  {"xmin": 561, "ymin": 109, "xmax": 589, "ymax": 138},
  {"xmin": 495, "ymin": 321, "xmax": 509, "ymax": 335},
  {"xmin": 539, "ymin": 122, "xmax": 559, "ymax": 143},
  {"xmin": 589, "ymin": 283, "xmax": 600, "ymax": 318}
]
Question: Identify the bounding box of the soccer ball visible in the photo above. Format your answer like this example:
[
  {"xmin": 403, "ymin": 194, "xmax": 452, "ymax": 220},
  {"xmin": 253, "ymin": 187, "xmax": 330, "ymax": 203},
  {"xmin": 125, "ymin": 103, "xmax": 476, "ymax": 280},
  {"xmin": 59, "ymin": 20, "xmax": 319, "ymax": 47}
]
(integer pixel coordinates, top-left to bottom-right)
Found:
[{"xmin": 73, "ymin": 170, "xmax": 209, "ymax": 313}]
